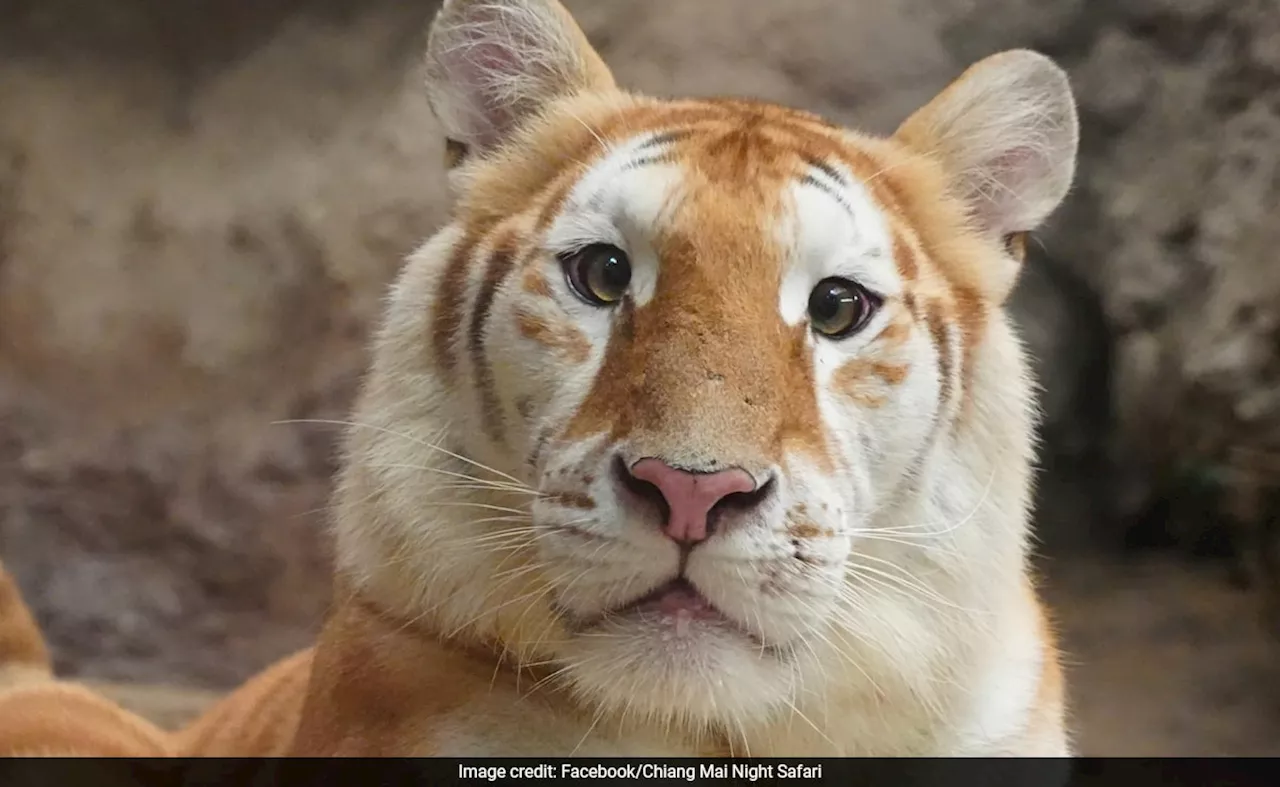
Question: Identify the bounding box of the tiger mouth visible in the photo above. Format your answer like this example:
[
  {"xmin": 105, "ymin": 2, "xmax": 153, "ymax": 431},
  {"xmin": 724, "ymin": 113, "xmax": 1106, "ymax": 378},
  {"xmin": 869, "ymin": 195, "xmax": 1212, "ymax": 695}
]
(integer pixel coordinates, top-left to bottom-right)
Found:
[
  {"xmin": 559, "ymin": 577, "xmax": 782, "ymax": 653},
  {"xmin": 618, "ymin": 577, "xmax": 724, "ymax": 621}
]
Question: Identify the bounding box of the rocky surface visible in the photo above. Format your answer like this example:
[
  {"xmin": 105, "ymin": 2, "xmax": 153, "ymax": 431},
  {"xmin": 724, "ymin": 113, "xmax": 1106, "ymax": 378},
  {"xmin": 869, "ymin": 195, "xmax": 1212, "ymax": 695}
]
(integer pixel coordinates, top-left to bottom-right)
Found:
[
  {"xmin": 0, "ymin": 0, "xmax": 446, "ymax": 687},
  {"xmin": 0, "ymin": 0, "xmax": 1278, "ymax": 753}
]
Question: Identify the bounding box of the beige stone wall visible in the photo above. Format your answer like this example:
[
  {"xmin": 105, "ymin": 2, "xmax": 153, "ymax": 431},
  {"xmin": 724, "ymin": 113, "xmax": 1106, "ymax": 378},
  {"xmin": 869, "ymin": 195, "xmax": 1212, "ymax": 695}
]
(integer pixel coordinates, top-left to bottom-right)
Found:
[{"xmin": 0, "ymin": 1, "xmax": 448, "ymax": 685}]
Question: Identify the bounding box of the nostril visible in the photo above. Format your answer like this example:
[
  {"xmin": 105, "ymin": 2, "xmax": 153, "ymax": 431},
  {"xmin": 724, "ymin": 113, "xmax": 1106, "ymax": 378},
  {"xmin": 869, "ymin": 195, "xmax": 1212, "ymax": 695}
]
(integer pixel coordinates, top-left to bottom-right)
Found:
[
  {"xmin": 709, "ymin": 473, "xmax": 776, "ymax": 523},
  {"xmin": 613, "ymin": 454, "xmax": 671, "ymax": 523}
]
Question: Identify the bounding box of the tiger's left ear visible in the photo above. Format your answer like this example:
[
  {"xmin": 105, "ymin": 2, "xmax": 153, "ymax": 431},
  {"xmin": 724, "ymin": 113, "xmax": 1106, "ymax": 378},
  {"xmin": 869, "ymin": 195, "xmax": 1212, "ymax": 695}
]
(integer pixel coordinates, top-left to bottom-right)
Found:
[{"xmin": 895, "ymin": 49, "xmax": 1078, "ymax": 276}]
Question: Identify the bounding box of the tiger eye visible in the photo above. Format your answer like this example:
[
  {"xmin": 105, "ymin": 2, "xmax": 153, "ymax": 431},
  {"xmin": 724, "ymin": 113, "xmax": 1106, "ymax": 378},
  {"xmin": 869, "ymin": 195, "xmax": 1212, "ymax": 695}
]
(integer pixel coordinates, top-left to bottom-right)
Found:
[
  {"xmin": 807, "ymin": 278, "xmax": 879, "ymax": 338},
  {"xmin": 561, "ymin": 244, "xmax": 632, "ymax": 306}
]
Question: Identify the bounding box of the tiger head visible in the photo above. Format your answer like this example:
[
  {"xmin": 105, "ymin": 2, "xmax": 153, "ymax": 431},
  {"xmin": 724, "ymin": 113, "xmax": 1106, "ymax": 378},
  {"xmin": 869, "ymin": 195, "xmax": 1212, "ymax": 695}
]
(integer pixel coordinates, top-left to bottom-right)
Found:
[{"xmin": 334, "ymin": 0, "xmax": 1078, "ymax": 743}]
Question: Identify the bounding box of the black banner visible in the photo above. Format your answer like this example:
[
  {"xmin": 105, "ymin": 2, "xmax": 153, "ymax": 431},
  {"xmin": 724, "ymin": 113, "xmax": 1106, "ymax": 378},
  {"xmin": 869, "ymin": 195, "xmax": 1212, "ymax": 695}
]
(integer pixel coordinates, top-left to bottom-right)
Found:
[{"xmin": 0, "ymin": 757, "xmax": 1276, "ymax": 787}]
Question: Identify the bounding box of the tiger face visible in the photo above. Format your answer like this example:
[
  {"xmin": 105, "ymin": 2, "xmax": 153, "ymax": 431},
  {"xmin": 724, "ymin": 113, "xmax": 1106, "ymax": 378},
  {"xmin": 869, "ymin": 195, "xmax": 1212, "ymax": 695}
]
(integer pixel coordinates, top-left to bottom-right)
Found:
[{"xmin": 336, "ymin": 0, "xmax": 1077, "ymax": 744}]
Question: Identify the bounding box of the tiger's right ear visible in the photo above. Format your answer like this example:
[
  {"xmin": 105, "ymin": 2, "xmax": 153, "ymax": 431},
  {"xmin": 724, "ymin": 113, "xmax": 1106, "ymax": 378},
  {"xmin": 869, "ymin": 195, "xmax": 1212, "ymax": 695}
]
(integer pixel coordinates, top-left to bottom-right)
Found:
[{"xmin": 425, "ymin": 0, "xmax": 616, "ymax": 166}]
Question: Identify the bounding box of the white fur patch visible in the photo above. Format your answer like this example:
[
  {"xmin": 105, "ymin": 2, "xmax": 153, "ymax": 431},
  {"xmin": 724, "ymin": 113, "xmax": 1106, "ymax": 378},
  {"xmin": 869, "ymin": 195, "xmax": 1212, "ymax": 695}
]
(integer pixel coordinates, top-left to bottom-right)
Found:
[{"xmin": 955, "ymin": 587, "xmax": 1045, "ymax": 752}]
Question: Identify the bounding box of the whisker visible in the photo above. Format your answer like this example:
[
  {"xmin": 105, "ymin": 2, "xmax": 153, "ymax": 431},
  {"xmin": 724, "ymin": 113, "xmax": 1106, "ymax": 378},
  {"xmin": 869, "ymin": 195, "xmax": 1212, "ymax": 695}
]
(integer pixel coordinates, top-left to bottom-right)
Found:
[
  {"xmin": 451, "ymin": 532, "xmax": 539, "ymax": 553},
  {"xmin": 871, "ymin": 466, "xmax": 999, "ymax": 538},
  {"xmin": 779, "ymin": 692, "xmax": 837, "ymax": 750},
  {"xmin": 518, "ymin": 662, "xmax": 577, "ymax": 699},
  {"xmin": 570, "ymin": 705, "xmax": 607, "ymax": 755},
  {"xmin": 841, "ymin": 565, "xmax": 979, "ymax": 617},
  {"xmin": 430, "ymin": 501, "xmax": 533, "ymax": 516},
  {"xmin": 443, "ymin": 568, "xmax": 562, "ymax": 639},
  {"xmin": 277, "ymin": 418, "xmax": 526, "ymax": 485},
  {"xmin": 368, "ymin": 463, "xmax": 535, "ymax": 494},
  {"xmin": 420, "ymin": 481, "xmax": 544, "ymax": 497}
]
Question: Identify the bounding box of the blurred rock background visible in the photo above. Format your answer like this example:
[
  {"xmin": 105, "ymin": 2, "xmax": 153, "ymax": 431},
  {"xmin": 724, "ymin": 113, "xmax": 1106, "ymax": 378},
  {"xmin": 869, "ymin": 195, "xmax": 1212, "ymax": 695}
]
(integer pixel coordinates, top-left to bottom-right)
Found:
[{"xmin": 1, "ymin": 0, "xmax": 1279, "ymax": 755}]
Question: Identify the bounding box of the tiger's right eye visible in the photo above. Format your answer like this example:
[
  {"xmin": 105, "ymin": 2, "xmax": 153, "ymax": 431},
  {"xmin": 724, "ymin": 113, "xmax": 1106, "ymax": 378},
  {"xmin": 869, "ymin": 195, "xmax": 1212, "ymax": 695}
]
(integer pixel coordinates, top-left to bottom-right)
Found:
[
  {"xmin": 560, "ymin": 244, "xmax": 632, "ymax": 306},
  {"xmin": 808, "ymin": 277, "xmax": 879, "ymax": 338}
]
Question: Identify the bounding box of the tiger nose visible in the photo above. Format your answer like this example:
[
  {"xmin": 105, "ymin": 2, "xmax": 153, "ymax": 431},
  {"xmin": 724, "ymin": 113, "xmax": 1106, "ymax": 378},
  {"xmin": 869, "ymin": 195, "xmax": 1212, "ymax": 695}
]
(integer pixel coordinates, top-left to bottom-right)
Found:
[{"xmin": 623, "ymin": 457, "xmax": 760, "ymax": 545}]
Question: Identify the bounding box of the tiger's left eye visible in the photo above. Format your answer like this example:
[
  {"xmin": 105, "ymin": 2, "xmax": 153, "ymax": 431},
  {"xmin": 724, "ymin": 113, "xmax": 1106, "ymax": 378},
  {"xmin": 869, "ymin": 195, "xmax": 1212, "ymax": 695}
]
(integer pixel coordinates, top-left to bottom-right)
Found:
[
  {"xmin": 560, "ymin": 243, "xmax": 632, "ymax": 306},
  {"xmin": 807, "ymin": 278, "xmax": 879, "ymax": 338}
]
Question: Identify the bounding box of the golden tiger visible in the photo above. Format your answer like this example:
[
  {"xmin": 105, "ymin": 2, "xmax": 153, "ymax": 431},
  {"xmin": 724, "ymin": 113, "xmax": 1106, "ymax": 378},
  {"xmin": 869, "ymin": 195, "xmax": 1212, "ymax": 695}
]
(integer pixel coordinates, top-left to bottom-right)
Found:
[{"xmin": 0, "ymin": 0, "xmax": 1078, "ymax": 757}]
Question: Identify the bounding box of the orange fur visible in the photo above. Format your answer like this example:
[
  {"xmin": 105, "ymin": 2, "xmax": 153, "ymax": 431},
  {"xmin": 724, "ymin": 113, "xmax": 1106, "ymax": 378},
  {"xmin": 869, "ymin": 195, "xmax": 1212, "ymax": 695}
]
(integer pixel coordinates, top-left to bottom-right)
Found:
[
  {"xmin": 0, "ymin": 562, "xmax": 50, "ymax": 689},
  {"xmin": 0, "ymin": 563, "xmax": 171, "ymax": 756}
]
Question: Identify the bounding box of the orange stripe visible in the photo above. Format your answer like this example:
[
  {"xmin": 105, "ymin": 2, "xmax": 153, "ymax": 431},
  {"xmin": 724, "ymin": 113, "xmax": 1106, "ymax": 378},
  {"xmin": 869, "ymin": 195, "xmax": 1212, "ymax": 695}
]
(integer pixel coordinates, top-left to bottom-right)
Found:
[
  {"xmin": 521, "ymin": 267, "xmax": 553, "ymax": 298},
  {"xmin": 431, "ymin": 233, "xmax": 480, "ymax": 377},
  {"xmin": 891, "ymin": 231, "xmax": 920, "ymax": 282},
  {"xmin": 544, "ymin": 491, "xmax": 596, "ymax": 510},
  {"xmin": 924, "ymin": 300, "xmax": 954, "ymax": 413},
  {"xmin": 469, "ymin": 232, "xmax": 521, "ymax": 444},
  {"xmin": 516, "ymin": 310, "xmax": 591, "ymax": 363}
]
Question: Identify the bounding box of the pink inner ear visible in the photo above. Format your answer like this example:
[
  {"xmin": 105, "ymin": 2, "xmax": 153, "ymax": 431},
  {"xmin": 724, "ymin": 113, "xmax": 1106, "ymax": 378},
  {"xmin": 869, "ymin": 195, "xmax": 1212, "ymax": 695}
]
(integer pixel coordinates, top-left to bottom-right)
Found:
[
  {"xmin": 450, "ymin": 39, "xmax": 521, "ymax": 147},
  {"xmin": 969, "ymin": 145, "xmax": 1049, "ymax": 236},
  {"xmin": 444, "ymin": 6, "xmax": 541, "ymax": 149}
]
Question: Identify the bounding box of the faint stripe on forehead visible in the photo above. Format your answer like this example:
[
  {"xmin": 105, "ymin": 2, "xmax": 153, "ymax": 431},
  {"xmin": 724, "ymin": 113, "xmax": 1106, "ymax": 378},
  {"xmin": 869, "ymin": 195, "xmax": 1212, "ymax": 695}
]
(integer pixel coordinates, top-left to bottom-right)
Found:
[
  {"xmin": 547, "ymin": 135, "xmax": 686, "ymax": 255},
  {"xmin": 794, "ymin": 155, "xmax": 857, "ymax": 218},
  {"xmin": 623, "ymin": 129, "xmax": 694, "ymax": 171},
  {"xmin": 636, "ymin": 128, "xmax": 693, "ymax": 151},
  {"xmin": 804, "ymin": 156, "xmax": 850, "ymax": 188}
]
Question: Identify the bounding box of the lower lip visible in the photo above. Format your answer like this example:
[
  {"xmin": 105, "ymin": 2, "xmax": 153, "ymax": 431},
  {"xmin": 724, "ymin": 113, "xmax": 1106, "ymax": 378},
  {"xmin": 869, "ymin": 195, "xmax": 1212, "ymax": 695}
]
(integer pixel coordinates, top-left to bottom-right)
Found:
[
  {"xmin": 568, "ymin": 583, "xmax": 779, "ymax": 653},
  {"xmin": 634, "ymin": 584, "xmax": 723, "ymax": 620},
  {"xmin": 623, "ymin": 583, "xmax": 727, "ymax": 637}
]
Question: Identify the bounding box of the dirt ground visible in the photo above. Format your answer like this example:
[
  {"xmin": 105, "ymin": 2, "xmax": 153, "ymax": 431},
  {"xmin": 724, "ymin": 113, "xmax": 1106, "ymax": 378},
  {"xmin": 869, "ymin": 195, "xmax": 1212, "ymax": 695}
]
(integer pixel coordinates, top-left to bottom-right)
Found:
[
  {"xmin": 1045, "ymin": 552, "xmax": 1280, "ymax": 756},
  {"xmin": 100, "ymin": 551, "xmax": 1280, "ymax": 756}
]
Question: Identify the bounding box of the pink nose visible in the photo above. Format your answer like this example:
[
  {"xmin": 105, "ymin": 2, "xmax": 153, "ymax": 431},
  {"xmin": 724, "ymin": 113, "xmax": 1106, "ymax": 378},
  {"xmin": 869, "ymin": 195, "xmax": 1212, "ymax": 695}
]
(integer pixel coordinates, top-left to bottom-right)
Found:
[{"xmin": 627, "ymin": 458, "xmax": 758, "ymax": 545}]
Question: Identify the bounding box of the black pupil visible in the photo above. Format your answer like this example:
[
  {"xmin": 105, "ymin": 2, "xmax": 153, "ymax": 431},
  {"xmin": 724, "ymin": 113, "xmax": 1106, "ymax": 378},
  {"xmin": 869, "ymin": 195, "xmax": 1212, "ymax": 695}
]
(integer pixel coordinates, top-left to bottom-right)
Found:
[
  {"xmin": 598, "ymin": 253, "xmax": 629, "ymax": 292},
  {"xmin": 812, "ymin": 282, "xmax": 855, "ymax": 324}
]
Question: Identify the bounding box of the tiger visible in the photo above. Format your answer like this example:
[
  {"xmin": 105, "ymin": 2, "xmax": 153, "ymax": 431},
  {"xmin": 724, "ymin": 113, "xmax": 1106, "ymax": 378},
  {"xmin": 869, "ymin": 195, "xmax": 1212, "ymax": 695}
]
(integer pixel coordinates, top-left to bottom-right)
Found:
[{"xmin": 0, "ymin": 0, "xmax": 1079, "ymax": 757}]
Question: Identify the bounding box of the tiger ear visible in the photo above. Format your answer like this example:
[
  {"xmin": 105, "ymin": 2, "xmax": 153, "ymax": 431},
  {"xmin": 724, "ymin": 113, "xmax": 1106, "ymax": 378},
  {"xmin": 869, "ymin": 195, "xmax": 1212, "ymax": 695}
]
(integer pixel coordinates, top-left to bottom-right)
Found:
[
  {"xmin": 425, "ymin": 0, "xmax": 616, "ymax": 166},
  {"xmin": 895, "ymin": 50, "xmax": 1078, "ymax": 244}
]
